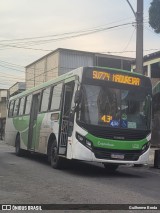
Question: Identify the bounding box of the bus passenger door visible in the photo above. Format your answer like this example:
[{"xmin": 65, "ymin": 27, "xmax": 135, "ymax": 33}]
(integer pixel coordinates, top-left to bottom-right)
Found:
[
  {"xmin": 58, "ymin": 82, "xmax": 74, "ymax": 155},
  {"xmin": 28, "ymin": 93, "xmax": 40, "ymax": 151}
]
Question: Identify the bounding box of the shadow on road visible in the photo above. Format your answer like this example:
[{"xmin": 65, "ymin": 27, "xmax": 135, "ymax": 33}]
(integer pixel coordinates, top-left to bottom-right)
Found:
[
  {"xmin": 9, "ymin": 151, "xmax": 49, "ymax": 166},
  {"xmin": 8, "ymin": 151, "xmax": 143, "ymax": 178},
  {"xmin": 64, "ymin": 160, "xmax": 143, "ymax": 178}
]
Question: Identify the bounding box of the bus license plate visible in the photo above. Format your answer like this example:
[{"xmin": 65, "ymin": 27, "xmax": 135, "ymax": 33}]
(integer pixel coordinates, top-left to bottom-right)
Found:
[{"xmin": 111, "ymin": 153, "xmax": 124, "ymax": 160}]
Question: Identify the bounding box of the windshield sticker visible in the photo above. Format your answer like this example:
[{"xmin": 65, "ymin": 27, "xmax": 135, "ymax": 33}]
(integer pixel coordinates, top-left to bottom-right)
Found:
[
  {"xmin": 121, "ymin": 120, "xmax": 128, "ymax": 128},
  {"xmin": 110, "ymin": 120, "xmax": 120, "ymax": 127},
  {"xmin": 101, "ymin": 115, "xmax": 112, "ymax": 123},
  {"xmin": 128, "ymin": 122, "xmax": 137, "ymax": 129},
  {"xmin": 121, "ymin": 113, "xmax": 127, "ymax": 120}
]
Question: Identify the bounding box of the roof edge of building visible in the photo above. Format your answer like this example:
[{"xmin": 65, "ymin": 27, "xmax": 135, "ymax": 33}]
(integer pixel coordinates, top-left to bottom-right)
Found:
[{"xmin": 25, "ymin": 48, "xmax": 135, "ymax": 68}]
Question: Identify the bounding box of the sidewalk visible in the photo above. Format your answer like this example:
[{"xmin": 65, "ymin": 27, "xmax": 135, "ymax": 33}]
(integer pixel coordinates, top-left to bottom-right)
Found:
[
  {"xmin": 149, "ymin": 147, "xmax": 160, "ymax": 169},
  {"xmin": 149, "ymin": 148, "xmax": 155, "ymax": 166}
]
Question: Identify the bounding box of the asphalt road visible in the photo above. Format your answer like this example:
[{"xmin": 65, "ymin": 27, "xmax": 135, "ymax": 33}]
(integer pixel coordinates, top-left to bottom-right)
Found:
[{"xmin": 0, "ymin": 141, "xmax": 160, "ymax": 212}]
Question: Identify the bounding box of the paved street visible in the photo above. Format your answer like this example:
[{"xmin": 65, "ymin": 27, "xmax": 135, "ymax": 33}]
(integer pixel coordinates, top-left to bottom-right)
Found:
[{"xmin": 0, "ymin": 140, "xmax": 160, "ymax": 211}]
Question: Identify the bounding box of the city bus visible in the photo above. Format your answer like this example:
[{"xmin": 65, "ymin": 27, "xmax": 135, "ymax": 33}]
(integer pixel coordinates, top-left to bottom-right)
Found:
[{"xmin": 5, "ymin": 67, "xmax": 152, "ymax": 171}]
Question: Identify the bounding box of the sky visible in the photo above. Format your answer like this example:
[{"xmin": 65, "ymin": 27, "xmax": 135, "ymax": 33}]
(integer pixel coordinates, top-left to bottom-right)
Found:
[{"xmin": 0, "ymin": 0, "xmax": 159, "ymax": 89}]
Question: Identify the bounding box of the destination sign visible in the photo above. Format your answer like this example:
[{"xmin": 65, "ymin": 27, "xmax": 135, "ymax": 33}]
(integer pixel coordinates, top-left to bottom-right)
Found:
[{"xmin": 92, "ymin": 70, "xmax": 141, "ymax": 86}]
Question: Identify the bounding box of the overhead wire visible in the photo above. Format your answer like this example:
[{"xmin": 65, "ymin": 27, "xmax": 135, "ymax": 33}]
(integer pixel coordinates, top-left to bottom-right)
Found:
[
  {"xmin": 0, "ymin": 11, "xmax": 157, "ymax": 90},
  {"xmin": 0, "ymin": 60, "xmax": 24, "ymax": 68},
  {"xmin": 0, "ymin": 18, "xmax": 150, "ymax": 53},
  {"xmin": 0, "ymin": 21, "xmax": 150, "ymax": 52},
  {"xmin": 0, "ymin": 64, "xmax": 25, "ymax": 73},
  {"xmin": 0, "ymin": 22, "xmax": 136, "ymax": 51},
  {"xmin": 0, "ymin": 71, "xmax": 24, "ymax": 79},
  {"xmin": 121, "ymin": 28, "xmax": 136, "ymax": 53},
  {"xmin": 0, "ymin": 16, "xmax": 136, "ymax": 43},
  {"xmin": 0, "ymin": 18, "xmax": 158, "ymax": 88}
]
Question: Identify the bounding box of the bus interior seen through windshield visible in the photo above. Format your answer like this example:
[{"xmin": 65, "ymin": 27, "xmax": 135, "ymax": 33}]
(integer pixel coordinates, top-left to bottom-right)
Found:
[{"xmin": 78, "ymin": 83, "xmax": 151, "ymax": 131}]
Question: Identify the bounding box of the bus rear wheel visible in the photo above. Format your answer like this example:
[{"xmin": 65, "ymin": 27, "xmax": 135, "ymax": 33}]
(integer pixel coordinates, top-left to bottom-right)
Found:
[
  {"xmin": 50, "ymin": 141, "xmax": 65, "ymax": 169},
  {"xmin": 103, "ymin": 163, "xmax": 119, "ymax": 172},
  {"xmin": 15, "ymin": 135, "xmax": 23, "ymax": 156}
]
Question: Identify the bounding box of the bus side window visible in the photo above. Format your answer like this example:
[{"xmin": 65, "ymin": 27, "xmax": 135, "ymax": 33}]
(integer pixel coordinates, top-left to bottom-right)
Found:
[
  {"xmin": 19, "ymin": 97, "xmax": 26, "ymax": 116},
  {"xmin": 13, "ymin": 99, "xmax": 20, "ymax": 116},
  {"xmin": 24, "ymin": 95, "xmax": 32, "ymax": 115},
  {"xmin": 50, "ymin": 83, "xmax": 63, "ymax": 111},
  {"xmin": 40, "ymin": 87, "xmax": 51, "ymax": 112},
  {"xmin": 8, "ymin": 100, "xmax": 15, "ymax": 117}
]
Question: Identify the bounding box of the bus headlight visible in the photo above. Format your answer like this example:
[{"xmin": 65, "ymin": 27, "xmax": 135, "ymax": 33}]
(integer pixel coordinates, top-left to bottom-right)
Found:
[
  {"xmin": 142, "ymin": 141, "xmax": 150, "ymax": 153},
  {"xmin": 86, "ymin": 140, "xmax": 92, "ymax": 148},
  {"xmin": 76, "ymin": 132, "xmax": 92, "ymax": 150},
  {"xmin": 76, "ymin": 133, "xmax": 84, "ymax": 143}
]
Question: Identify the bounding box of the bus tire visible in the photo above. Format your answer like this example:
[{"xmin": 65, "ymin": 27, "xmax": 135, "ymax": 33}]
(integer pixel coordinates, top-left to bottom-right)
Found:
[
  {"xmin": 103, "ymin": 163, "xmax": 119, "ymax": 172},
  {"xmin": 15, "ymin": 135, "xmax": 23, "ymax": 156},
  {"xmin": 50, "ymin": 141, "xmax": 64, "ymax": 169}
]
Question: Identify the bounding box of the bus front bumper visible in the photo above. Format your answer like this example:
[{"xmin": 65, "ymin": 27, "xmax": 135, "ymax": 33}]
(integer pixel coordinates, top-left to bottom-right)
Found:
[{"xmin": 72, "ymin": 141, "xmax": 150, "ymax": 165}]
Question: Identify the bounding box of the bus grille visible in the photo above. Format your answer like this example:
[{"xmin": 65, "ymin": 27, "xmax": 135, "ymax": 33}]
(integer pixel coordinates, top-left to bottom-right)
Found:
[
  {"xmin": 93, "ymin": 147, "xmax": 142, "ymax": 161},
  {"xmin": 79, "ymin": 123, "xmax": 150, "ymax": 141}
]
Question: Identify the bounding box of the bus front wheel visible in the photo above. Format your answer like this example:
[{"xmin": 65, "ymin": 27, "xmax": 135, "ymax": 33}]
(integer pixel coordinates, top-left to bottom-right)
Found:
[
  {"xmin": 50, "ymin": 141, "xmax": 64, "ymax": 169},
  {"xmin": 103, "ymin": 163, "xmax": 119, "ymax": 172}
]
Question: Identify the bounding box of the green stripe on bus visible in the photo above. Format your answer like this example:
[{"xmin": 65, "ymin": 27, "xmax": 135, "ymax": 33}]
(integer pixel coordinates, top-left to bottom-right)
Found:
[{"xmin": 86, "ymin": 133, "xmax": 147, "ymax": 150}]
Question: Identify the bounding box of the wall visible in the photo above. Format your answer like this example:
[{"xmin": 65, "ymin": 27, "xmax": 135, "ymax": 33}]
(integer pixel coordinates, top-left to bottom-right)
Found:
[{"xmin": 59, "ymin": 50, "xmax": 94, "ymax": 76}]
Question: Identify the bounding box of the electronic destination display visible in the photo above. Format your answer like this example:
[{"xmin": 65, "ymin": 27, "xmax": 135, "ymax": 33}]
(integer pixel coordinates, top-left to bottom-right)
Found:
[{"xmin": 92, "ymin": 70, "xmax": 141, "ymax": 86}]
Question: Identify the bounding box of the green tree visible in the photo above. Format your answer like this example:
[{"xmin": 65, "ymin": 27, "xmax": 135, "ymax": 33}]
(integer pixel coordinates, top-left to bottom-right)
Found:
[{"xmin": 149, "ymin": 0, "xmax": 160, "ymax": 33}]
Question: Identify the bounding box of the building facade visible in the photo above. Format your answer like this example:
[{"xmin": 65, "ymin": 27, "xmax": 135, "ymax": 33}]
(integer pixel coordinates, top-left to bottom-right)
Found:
[
  {"xmin": 9, "ymin": 82, "xmax": 26, "ymax": 97},
  {"xmin": 0, "ymin": 83, "xmax": 26, "ymax": 140},
  {"xmin": 25, "ymin": 48, "xmax": 134, "ymax": 89},
  {"xmin": 131, "ymin": 51, "xmax": 160, "ymax": 87}
]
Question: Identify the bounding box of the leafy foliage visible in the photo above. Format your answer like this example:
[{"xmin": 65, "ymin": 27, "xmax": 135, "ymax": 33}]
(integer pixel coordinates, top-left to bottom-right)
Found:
[{"xmin": 149, "ymin": 0, "xmax": 160, "ymax": 33}]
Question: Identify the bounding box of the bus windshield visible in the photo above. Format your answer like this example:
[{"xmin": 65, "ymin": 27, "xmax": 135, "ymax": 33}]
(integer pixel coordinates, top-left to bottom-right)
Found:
[{"xmin": 78, "ymin": 84, "xmax": 151, "ymax": 130}]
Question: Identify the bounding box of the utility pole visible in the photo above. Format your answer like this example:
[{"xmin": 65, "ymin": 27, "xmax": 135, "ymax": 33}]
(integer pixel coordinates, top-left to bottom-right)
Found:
[
  {"xmin": 136, "ymin": 0, "xmax": 143, "ymax": 74},
  {"xmin": 126, "ymin": 0, "xmax": 143, "ymax": 74}
]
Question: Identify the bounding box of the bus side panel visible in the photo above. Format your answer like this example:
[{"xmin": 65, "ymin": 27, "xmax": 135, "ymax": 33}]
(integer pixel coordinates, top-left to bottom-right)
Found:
[
  {"xmin": 13, "ymin": 115, "xmax": 30, "ymax": 150},
  {"xmin": 34, "ymin": 112, "xmax": 60, "ymax": 154},
  {"xmin": 5, "ymin": 117, "xmax": 17, "ymax": 147},
  {"xmin": 33, "ymin": 113, "xmax": 46, "ymax": 153}
]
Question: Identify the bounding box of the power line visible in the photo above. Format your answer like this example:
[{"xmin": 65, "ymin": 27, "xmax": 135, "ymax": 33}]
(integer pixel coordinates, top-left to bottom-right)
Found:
[
  {"xmin": 100, "ymin": 48, "xmax": 160, "ymax": 54},
  {"xmin": 0, "ymin": 82, "xmax": 15, "ymax": 86},
  {"xmin": 0, "ymin": 44, "xmax": 52, "ymax": 51},
  {"xmin": 144, "ymin": 26, "xmax": 160, "ymax": 38},
  {"xmin": 0, "ymin": 72, "xmax": 23, "ymax": 78},
  {"xmin": 1, "ymin": 21, "xmax": 151, "ymax": 53},
  {"xmin": 121, "ymin": 28, "xmax": 136, "ymax": 52},
  {"xmin": 0, "ymin": 75, "xmax": 24, "ymax": 80},
  {"xmin": 0, "ymin": 60, "xmax": 24, "ymax": 68},
  {"xmin": 0, "ymin": 22, "xmax": 136, "ymax": 51},
  {"xmin": 0, "ymin": 64, "xmax": 25, "ymax": 72},
  {"xmin": 0, "ymin": 17, "xmax": 136, "ymax": 43},
  {"xmin": 0, "ymin": 60, "xmax": 45, "ymax": 71}
]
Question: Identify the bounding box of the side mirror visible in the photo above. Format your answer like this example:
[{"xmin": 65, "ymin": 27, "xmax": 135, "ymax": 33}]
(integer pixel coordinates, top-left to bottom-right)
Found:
[{"xmin": 74, "ymin": 90, "xmax": 82, "ymax": 104}]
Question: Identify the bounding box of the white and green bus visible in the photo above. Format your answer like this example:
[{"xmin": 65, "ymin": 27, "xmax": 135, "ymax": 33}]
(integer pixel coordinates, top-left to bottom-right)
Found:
[{"xmin": 5, "ymin": 67, "xmax": 152, "ymax": 171}]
